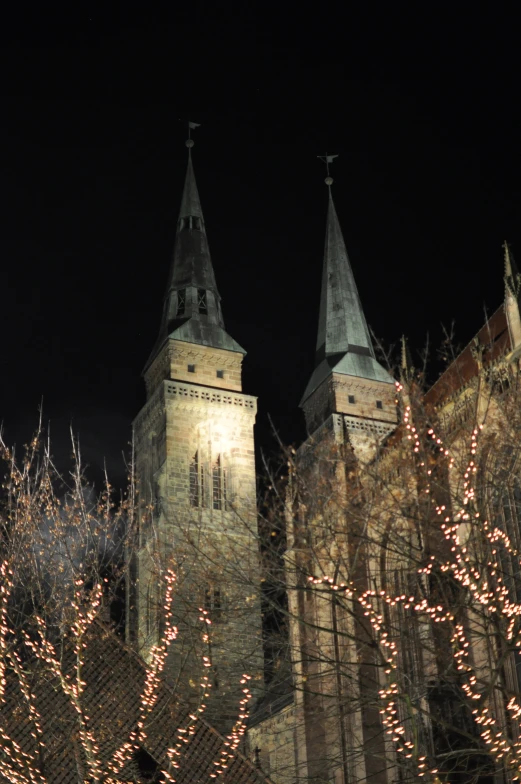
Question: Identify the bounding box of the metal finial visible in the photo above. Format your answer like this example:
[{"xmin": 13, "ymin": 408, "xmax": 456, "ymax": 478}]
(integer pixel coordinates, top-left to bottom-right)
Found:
[
  {"xmin": 186, "ymin": 120, "xmax": 201, "ymax": 148},
  {"xmin": 318, "ymin": 153, "xmax": 339, "ymax": 184}
]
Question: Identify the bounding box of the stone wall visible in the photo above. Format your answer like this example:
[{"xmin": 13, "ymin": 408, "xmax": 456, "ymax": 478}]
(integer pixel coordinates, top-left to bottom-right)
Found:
[{"xmin": 130, "ymin": 336, "xmax": 262, "ymax": 734}]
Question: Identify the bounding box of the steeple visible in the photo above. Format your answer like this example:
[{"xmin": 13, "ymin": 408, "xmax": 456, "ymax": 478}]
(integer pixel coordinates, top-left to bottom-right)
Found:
[
  {"xmin": 400, "ymin": 334, "xmax": 414, "ymax": 383},
  {"xmin": 147, "ymin": 137, "xmax": 244, "ymax": 369},
  {"xmin": 503, "ymin": 240, "xmax": 521, "ymax": 352},
  {"xmin": 301, "ymin": 172, "xmax": 392, "ymax": 406},
  {"xmin": 504, "ymin": 240, "xmax": 521, "ymax": 300},
  {"xmin": 133, "ymin": 131, "xmax": 261, "ymax": 728}
]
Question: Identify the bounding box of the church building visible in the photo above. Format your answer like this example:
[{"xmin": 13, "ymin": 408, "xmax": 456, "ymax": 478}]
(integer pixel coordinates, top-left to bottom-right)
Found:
[{"xmin": 130, "ymin": 138, "xmax": 521, "ymax": 784}]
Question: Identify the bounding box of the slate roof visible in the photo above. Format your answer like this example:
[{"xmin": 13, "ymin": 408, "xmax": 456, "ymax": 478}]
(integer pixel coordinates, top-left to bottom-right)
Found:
[
  {"xmin": 145, "ymin": 148, "xmax": 245, "ymax": 371},
  {"xmin": 0, "ymin": 622, "xmax": 269, "ymax": 784},
  {"xmin": 167, "ymin": 154, "xmax": 221, "ymax": 298},
  {"xmin": 301, "ymin": 185, "xmax": 392, "ymax": 405}
]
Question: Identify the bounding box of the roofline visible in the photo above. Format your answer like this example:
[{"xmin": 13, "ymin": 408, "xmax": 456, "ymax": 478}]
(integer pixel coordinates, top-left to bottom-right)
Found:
[{"xmin": 426, "ymin": 303, "xmax": 504, "ymax": 400}]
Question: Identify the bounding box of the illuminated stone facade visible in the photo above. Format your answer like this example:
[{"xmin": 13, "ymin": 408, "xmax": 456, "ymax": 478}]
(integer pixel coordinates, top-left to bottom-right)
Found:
[
  {"xmin": 248, "ymin": 193, "xmax": 521, "ymax": 784},
  {"xmin": 129, "ymin": 148, "xmax": 521, "ymax": 781}
]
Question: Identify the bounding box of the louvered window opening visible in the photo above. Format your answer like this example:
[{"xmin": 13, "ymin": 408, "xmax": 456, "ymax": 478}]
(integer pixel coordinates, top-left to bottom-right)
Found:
[
  {"xmin": 176, "ymin": 289, "xmax": 186, "ymax": 316},
  {"xmin": 198, "ymin": 288, "xmax": 208, "ymax": 314}
]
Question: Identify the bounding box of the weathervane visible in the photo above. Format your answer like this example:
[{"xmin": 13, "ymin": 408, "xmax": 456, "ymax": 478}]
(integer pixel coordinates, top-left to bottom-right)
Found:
[
  {"xmin": 317, "ymin": 153, "xmax": 338, "ymax": 185},
  {"xmin": 186, "ymin": 120, "xmax": 201, "ymax": 149}
]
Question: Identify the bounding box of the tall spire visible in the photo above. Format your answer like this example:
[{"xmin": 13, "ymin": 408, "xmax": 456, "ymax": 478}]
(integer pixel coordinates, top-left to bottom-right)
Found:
[
  {"xmin": 504, "ymin": 240, "xmax": 521, "ymax": 300},
  {"xmin": 400, "ymin": 335, "xmax": 414, "ymax": 382},
  {"xmin": 178, "ymin": 150, "xmax": 204, "ymax": 221},
  {"xmin": 147, "ymin": 132, "xmax": 245, "ymax": 368},
  {"xmin": 166, "ymin": 142, "xmax": 221, "ymax": 296},
  {"xmin": 301, "ymin": 165, "xmax": 392, "ymax": 404},
  {"xmin": 315, "ymin": 187, "xmax": 375, "ymax": 360},
  {"xmin": 503, "ymin": 240, "xmax": 521, "ymax": 352}
]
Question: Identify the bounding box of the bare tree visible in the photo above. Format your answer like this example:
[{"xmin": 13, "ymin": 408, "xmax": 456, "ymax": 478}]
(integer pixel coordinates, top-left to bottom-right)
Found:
[
  {"xmin": 238, "ymin": 349, "xmax": 521, "ymax": 784},
  {"xmin": 0, "ymin": 427, "xmax": 256, "ymax": 784}
]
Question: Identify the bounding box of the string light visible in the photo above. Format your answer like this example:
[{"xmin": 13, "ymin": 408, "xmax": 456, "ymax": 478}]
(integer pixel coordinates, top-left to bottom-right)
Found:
[{"xmin": 294, "ymin": 374, "xmax": 521, "ymax": 782}]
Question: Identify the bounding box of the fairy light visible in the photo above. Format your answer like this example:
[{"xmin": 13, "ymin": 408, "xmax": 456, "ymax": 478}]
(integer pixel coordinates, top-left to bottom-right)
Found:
[
  {"xmin": 296, "ymin": 377, "xmax": 521, "ymax": 782},
  {"xmin": 5, "ymin": 360, "xmax": 521, "ymax": 782},
  {"xmin": 164, "ymin": 607, "xmax": 215, "ymax": 780},
  {"xmin": 207, "ymin": 674, "xmax": 253, "ymax": 779}
]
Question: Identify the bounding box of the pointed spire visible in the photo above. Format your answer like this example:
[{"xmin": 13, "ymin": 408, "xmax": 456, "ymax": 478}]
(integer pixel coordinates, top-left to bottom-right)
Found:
[
  {"xmin": 504, "ymin": 240, "xmax": 520, "ymax": 300},
  {"xmin": 146, "ymin": 134, "xmax": 245, "ymax": 369},
  {"xmin": 178, "ymin": 145, "xmax": 204, "ymax": 221},
  {"xmin": 400, "ymin": 335, "xmax": 414, "ymax": 382},
  {"xmin": 301, "ymin": 167, "xmax": 392, "ymax": 404},
  {"xmin": 315, "ymin": 186, "xmax": 375, "ymax": 361},
  {"xmin": 503, "ymin": 241, "xmax": 521, "ymax": 353}
]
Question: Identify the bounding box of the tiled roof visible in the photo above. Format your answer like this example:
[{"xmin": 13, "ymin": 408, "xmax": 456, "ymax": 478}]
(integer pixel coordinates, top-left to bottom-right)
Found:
[
  {"xmin": 425, "ymin": 306, "xmax": 511, "ymax": 408},
  {"xmin": 0, "ymin": 622, "xmax": 269, "ymax": 784}
]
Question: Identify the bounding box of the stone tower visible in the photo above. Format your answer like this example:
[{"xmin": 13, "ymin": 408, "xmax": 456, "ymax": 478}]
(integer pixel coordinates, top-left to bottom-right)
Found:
[
  {"xmin": 248, "ymin": 170, "xmax": 399, "ymax": 783},
  {"xmin": 295, "ymin": 171, "xmax": 399, "ymax": 784},
  {"xmin": 129, "ymin": 140, "xmax": 262, "ymax": 732}
]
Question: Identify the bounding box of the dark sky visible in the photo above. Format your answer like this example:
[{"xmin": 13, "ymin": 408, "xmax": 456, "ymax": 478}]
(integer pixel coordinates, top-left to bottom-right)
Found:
[{"xmin": 1, "ymin": 5, "xmax": 520, "ymax": 485}]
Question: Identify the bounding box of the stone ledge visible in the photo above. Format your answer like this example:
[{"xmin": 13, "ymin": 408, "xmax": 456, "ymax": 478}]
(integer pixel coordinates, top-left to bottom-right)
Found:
[
  {"xmin": 165, "ymin": 380, "xmax": 257, "ymax": 412},
  {"xmin": 343, "ymin": 413, "xmax": 396, "ymax": 437}
]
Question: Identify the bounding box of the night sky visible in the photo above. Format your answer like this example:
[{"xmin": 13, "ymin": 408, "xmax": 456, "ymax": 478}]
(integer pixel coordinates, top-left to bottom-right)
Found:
[{"xmin": 1, "ymin": 6, "xmax": 520, "ymax": 486}]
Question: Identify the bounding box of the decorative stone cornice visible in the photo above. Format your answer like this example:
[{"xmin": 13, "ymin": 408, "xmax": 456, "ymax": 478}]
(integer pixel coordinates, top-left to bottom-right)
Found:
[
  {"xmin": 171, "ymin": 344, "xmax": 242, "ymax": 368},
  {"xmin": 165, "ymin": 380, "xmax": 256, "ymax": 414},
  {"xmin": 342, "ymin": 414, "xmax": 395, "ymax": 438},
  {"xmin": 331, "ymin": 376, "xmax": 390, "ymax": 394}
]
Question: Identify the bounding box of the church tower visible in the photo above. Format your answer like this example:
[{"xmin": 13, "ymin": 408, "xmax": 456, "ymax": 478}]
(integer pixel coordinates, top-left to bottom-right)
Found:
[
  {"xmin": 300, "ymin": 169, "xmax": 396, "ymax": 457},
  {"xmin": 250, "ymin": 167, "xmax": 400, "ymax": 783},
  {"xmin": 129, "ymin": 137, "xmax": 262, "ymax": 732}
]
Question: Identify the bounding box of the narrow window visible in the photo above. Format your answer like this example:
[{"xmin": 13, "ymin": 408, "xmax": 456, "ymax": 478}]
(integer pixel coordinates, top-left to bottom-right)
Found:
[
  {"xmin": 187, "ymin": 364, "xmax": 195, "ymax": 373},
  {"xmin": 146, "ymin": 584, "xmax": 153, "ymax": 637},
  {"xmin": 216, "ymin": 369, "xmax": 224, "ymax": 379},
  {"xmin": 176, "ymin": 289, "xmax": 186, "ymax": 316},
  {"xmin": 348, "ymin": 394, "xmax": 356, "ymax": 404},
  {"xmin": 190, "ymin": 452, "xmax": 199, "ymax": 507},
  {"xmin": 376, "ymin": 400, "xmax": 383, "ymax": 410},
  {"xmin": 204, "ymin": 584, "xmax": 224, "ymax": 621},
  {"xmin": 204, "ymin": 586, "xmax": 212, "ymax": 612},
  {"xmin": 214, "ymin": 588, "xmax": 221, "ymax": 615},
  {"xmin": 213, "ymin": 456, "xmax": 222, "ymax": 510},
  {"xmin": 212, "ymin": 455, "xmax": 227, "ymax": 510},
  {"xmin": 198, "ymin": 288, "xmax": 208, "ymax": 314}
]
